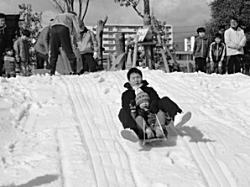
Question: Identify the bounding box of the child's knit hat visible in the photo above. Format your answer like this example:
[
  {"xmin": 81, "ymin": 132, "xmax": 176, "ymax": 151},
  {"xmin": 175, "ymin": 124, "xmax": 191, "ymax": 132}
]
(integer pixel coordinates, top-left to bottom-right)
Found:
[{"xmin": 135, "ymin": 88, "xmax": 150, "ymax": 106}]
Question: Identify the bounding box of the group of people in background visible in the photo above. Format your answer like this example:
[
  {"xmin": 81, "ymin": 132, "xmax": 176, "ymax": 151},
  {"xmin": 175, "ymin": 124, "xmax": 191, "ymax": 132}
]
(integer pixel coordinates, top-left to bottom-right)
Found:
[
  {"xmin": 193, "ymin": 17, "xmax": 247, "ymax": 74},
  {"xmin": 0, "ymin": 11, "xmax": 98, "ymax": 77},
  {"xmin": 0, "ymin": 12, "xmax": 249, "ymax": 78}
]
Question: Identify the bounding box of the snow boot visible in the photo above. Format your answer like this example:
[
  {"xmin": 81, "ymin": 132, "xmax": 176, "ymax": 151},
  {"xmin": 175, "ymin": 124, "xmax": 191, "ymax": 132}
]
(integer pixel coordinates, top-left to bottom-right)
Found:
[
  {"xmin": 145, "ymin": 127, "xmax": 155, "ymax": 139},
  {"xmin": 154, "ymin": 126, "xmax": 165, "ymax": 138},
  {"xmin": 121, "ymin": 129, "xmax": 139, "ymax": 143}
]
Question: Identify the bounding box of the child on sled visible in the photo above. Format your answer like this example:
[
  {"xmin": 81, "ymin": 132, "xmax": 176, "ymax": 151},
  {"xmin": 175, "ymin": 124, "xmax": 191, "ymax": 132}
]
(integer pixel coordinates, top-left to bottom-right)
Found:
[{"xmin": 118, "ymin": 67, "xmax": 182, "ymax": 142}]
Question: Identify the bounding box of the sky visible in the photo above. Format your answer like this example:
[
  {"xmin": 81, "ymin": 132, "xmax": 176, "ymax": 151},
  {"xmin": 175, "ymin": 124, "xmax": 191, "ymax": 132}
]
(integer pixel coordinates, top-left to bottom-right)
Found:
[{"xmin": 0, "ymin": 0, "xmax": 211, "ymax": 50}]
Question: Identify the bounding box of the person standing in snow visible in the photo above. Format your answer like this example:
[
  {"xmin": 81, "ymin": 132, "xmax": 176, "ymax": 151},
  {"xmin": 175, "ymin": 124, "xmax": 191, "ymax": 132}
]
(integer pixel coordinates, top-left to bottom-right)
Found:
[
  {"xmin": 14, "ymin": 29, "xmax": 31, "ymax": 76},
  {"xmin": 224, "ymin": 17, "xmax": 246, "ymax": 74},
  {"xmin": 209, "ymin": 33, "xmax": 226, "ymax": 74},
  {"xmin": 3, "ymin": 48, "xmax": 16, "ymax": 78},
  {"xmin": 77, "ymin": 23, "xmax": 98, "ymax": 73},
  {"xmin": 118, "ymin": 68, "xmax": 182, "ymax": 141},
  {"xmin": 193, "ymin": 27, "xmax": 210, "ymax": 73},
  {"xmin": 49, "ymin": 12, "xmax": 80, "ymax": 75},
  {"xmin": 0, "ymin": 13, "xmax": 7, "ymax": 76},
  {"xmin": 34, "ymin": 19, "xmax": 53, "ymax": 69}
]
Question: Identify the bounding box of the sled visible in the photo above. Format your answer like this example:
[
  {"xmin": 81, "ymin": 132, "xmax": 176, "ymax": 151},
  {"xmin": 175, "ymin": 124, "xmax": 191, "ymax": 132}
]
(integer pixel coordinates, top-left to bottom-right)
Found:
[
  {"xmin": 121, "ymin": 129, "xmax": 167, "ymax": 146},
  {"xmin": 141, "ymin": 114, "xmax": 167, "ymax": 145},
  {"xmin": 142, "ymin": 137, "xmax": 167, "ymax": 145}
]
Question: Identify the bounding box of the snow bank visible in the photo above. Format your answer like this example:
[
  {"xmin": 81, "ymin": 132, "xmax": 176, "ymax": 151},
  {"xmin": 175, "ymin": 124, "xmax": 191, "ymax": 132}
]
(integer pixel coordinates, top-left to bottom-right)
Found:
[{"xmin": 0, "ymin": 71, "xmax": 250, "ymax": 187}]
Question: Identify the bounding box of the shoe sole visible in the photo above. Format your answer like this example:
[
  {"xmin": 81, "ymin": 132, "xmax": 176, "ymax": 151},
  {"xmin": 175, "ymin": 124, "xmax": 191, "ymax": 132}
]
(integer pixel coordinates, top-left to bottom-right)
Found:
[{"xmin": 121, "ymin": 130, "xmax": 139, "ymax": 143}]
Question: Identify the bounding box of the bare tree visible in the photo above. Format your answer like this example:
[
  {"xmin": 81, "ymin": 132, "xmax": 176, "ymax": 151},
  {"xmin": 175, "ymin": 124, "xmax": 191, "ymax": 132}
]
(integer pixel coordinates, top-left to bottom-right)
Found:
[
  {"xmin": 50, "ymin": 0, "xmax": 90, "ymax": 23},
  {"xmin": 114, "ymin": 0, "xmax": 151, "ymax": 26},
  {"xmin": 114, "ymin": 0, "xmax": 153, "ymax": 68}
]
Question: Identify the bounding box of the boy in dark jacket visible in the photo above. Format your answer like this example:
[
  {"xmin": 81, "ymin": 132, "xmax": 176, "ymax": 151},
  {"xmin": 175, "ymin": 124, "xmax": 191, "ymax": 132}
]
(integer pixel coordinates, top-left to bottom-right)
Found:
[
  {"xmin": 14, "ymin": 29, "xmax": 31, "ymax": 76},
  {"xmin": 209, "ymin": 33, "xmax": 226, "ymax": 74},
  {"xmin": 193, "ymin": 27, "xmax": 210, "ymax": 72},
  {"xmin": 118, "ymin": 68, "xmax": 182, "ymax": 142}
]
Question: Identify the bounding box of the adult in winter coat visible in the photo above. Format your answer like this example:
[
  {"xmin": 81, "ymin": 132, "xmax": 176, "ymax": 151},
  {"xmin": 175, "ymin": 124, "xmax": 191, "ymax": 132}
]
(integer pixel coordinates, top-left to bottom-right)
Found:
[
  {"xmin": 118, "ymin": 68, "xmax": 182, "ymax": 140},
  {"xmin": 0, "ymin": 13, "xmax": 7, "ymax": 76},
  {"xmin": 49, "ymin": 12, "xmax": 80, "ymax": 75},
  {"xmin": 77, "ymin": 24, "xmax": 98, "ymax": 73},
  {"xmin": 34, "ymin": 20, "xmax": 52, "ymax": 69},
  {"xmin": 193, "ymin": 27, "xmax": 210, "ymax": 72},
  {"xmin": 209, "ymin": 33, "xmax": 226, "ymax": 74},
  {"xmin": 224, "ymin": 17, "xmax": 246, "ymax": 74}
]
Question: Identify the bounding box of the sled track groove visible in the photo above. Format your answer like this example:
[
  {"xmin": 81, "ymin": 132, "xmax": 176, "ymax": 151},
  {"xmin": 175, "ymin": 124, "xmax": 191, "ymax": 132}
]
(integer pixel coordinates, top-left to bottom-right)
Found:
[
  {"xmin": 78, "ymin": 75, "xmax": 138, "ymax": 187},
  {"xmin": 148, "ymin": 72, "xmax": 234, "ymax": 187},
  {"xmin": 55, "ymin": 130, "xmax": 65, "ymax": 187},
  {"xmin": 62, "ymin": 77, "xmax": 99, "ymax": 186},
  {"xmin": 63, "ymin": 76, "xmax": 137, "ymax": 187}
]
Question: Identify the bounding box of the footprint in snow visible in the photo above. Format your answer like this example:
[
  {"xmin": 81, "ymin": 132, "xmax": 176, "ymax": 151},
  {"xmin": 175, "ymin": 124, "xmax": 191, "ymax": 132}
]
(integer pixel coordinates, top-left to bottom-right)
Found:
[
  {"xmin": 93, "ymin": 74, "xmax": 100, "ymax": 78},
  {"xmin": 104, "ymin": 88, "xmax": 110, "ymax": 94},
  {"xmin": 98, "ymin": 77, "xmax": 105, "ymax": 83}
]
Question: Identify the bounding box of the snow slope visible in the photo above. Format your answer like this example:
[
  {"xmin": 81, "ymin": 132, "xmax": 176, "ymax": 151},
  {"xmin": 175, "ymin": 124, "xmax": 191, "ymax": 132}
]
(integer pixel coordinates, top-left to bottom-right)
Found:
[{"xmin": 0, "ymin": 70, "xmax": 250, "ymax": 187}]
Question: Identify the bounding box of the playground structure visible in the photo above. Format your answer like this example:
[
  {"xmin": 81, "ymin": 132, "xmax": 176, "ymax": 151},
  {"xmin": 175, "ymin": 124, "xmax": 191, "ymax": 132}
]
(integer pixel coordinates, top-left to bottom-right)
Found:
[{"xmin": 105, "ymin": 28, "xmax": 195, "ymax": 73}]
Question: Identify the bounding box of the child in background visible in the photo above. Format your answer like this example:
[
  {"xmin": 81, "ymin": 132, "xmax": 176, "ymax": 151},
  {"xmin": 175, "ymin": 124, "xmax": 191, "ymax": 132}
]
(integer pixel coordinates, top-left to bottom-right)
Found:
[
  {"xmin": 209, "ymin": 33, "xmax": 226, "ymax": 74},
  {"xmin": 77, "ymin": 23, "xmax": 98, "ymax": 73},
  {"xmin": 14, "ymin": 29, "xmax": 31, "ymax": 76},
  {"xmin": 3, "ymin": 48, "xmax": 16, "ymax": 78},
  {"xmin": 193, "ymin": 27, "xmax": 210, "ymax": 72}
]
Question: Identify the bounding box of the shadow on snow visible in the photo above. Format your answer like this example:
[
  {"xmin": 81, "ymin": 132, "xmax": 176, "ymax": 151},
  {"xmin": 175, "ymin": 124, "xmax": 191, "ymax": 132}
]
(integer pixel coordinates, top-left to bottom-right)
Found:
[{"xmin": 139, "ymin": 111, "xmax": 215, "ymax": 151}]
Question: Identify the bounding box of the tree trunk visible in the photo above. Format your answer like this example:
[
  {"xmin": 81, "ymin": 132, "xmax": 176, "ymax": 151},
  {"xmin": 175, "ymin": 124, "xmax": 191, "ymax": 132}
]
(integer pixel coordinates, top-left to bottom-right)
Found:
[
  {"xmin": 143, "ymin": 0, "xmax": 151, "ymax": 25},
  {"xmin": 115, "ymin": 33, "xmax": 126, "ymax": 69},
  {"xmin": 143, "ymin": 0, "xmax": 153, "ymax": 69},
  {"xmin": 96, "ymin": 16, "xmax": 108, "ymax": 70}
]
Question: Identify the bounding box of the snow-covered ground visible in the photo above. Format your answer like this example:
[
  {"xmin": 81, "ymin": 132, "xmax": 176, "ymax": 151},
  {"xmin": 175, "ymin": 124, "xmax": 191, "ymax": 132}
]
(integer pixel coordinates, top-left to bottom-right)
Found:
[{"xmin": 0, "ymin": 70, "xmax": 250, "ymax": 187}]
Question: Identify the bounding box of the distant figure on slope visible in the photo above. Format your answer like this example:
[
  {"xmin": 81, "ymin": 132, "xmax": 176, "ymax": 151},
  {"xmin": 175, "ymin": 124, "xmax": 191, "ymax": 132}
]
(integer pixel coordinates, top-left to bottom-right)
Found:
[
  {"xmin": 209, "ymin": 33, "xmax": 226, "ymax": 74},
  {"xmin": 49, "ymin": 12, "xmax": 80, "ymax": 75},
  {"xmin": 0, "ymin": 13, "xmax": 7, "ymax": 76},
  {"xmin": 77, "ymin": 22, "xmax": 98, "ymax": 73},
  {"xmin": 193, "ymin": 27, "xmax": 210, "ymax": 73},
  {"xmin": 34, "ymin": 19, "xmax": 53, "ymax": 69},
  {"xmin": 3, "ymin": 48, "xmax": 16, "ymax": 78},
  {"xmin": 224, "ymin": 17, "xmax": 246, "ymax": 74},
  {"xmin": 118, "ymin": 67, "xmax": 182, "ymax": 142},
  {"xmin": 14, "ymin": 29, "xmax": 31, "ymax": 76}
]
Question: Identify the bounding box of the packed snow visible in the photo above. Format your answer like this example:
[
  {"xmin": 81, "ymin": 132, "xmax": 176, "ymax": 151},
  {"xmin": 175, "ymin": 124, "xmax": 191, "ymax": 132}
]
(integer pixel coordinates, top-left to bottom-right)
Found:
[{"xmin": 0, "ymin": 69, "xmax": 250, "ymax": 187}]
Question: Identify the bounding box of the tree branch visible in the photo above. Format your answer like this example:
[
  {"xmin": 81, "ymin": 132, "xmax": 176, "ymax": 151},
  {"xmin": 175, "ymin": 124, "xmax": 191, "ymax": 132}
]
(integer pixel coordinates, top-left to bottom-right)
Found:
[
  {"xmin": 81, "ymin": 0, "xmax": 90, "ymax": 22},
  {"xmin": 51, "ymin": 0, "xmax": 65, "ymax": 13},
  {"xmin": 128, "ymin": 0, "xmax": 144, "ymax": 18},
  {"xmin": 70, "ymin": 0, "xmax": 74, "ymax": 11},
  {"xmin": 132, "ymin": 5, "xmax": 144, "ymax": 18},
  {"xmin": 78, "ymin": 0, "xmax": 82, "ymax": 20}
]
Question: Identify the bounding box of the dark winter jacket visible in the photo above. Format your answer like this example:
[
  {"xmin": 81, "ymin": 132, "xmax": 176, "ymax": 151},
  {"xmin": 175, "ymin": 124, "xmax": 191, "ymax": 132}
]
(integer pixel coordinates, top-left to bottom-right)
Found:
[
  {"xmin": 121, "ymin": 80, "xmax": 160, "ymax": 114},
  {"xmin": 0, "ymin": 26, "xmax": 7, "ymax": 56},
  {"xmin": 193, "ymin": 36, "xmax": 210, "ymax": 58},
  {"xmin": 209, "ymin": 42, "xmax": 226, "ymax": 63}
]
